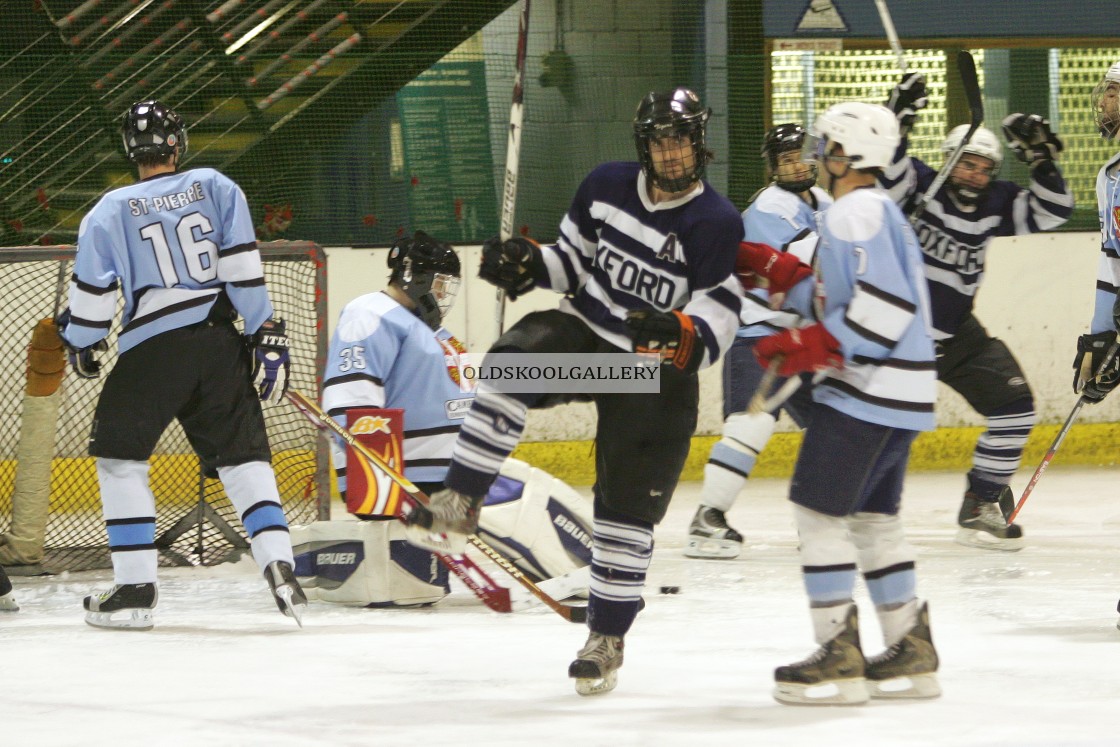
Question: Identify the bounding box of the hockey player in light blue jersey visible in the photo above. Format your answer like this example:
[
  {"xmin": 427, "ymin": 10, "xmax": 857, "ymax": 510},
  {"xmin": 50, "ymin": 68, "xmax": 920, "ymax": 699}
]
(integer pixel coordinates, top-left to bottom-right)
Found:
[
  {"xmin": 687, "ymin": 123, "xmax": 831, "ymax": 559},
  {"xmin": 881, "ymin": 73, "xmax": 1073, "ymax": 550},
  {"xmin": 58, "ymin": 100, "xmax": 305, "ymax": 630},
  {"xmin": 1071, "ymin": 61, "xmax": 1120, "ymax": 625},
  {"xmin": 322, "ymin": 231, "xmax": 470, "ymax": 497},
  {"xmin": 747, "ymin": 102, "xmax": 940, "ymax": 705}
]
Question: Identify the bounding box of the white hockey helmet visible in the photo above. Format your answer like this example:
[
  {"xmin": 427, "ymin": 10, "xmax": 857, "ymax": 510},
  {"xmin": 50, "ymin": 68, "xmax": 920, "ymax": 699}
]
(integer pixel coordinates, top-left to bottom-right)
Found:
[
  {"xmin": 1091, "ymin": 61, "xmax": 1120, "ymax": 140},
  {"xmin": 941, "ymin": 125, "xmax": 1003, "ymax": 170},
  {"xmin": 807, "ymin": 102, "xmax": 900, "ymax": 170}
]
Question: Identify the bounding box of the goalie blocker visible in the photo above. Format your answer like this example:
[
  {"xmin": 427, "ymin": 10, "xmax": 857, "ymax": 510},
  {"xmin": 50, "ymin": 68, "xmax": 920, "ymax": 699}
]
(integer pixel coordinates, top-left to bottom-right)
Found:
[{"xmin": 292, "ymin": 456, "xmax": 593, "ymax": 607}]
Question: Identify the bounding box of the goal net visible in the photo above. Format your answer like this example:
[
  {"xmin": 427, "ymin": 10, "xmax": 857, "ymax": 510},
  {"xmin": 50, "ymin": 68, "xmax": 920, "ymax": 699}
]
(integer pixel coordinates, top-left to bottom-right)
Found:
[{"xmin": 0, "ymin": 241, "xmax": 329, "ymax": 572}]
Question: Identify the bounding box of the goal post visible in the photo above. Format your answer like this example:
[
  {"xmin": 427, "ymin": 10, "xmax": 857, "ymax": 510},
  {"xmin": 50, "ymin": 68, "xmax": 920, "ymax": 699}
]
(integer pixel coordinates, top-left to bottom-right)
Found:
[{"xmin": 0, "ymin": 241, "xmax": 330, "ymax": 572}]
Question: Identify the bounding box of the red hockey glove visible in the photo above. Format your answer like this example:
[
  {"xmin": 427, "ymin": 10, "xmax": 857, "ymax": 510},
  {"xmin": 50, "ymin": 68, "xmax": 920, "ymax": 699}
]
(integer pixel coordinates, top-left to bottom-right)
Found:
[
  {"xmin": 736, "ymin": 241, "xmax": 813, "ymax": 294},
  {"xmin": 753, "ymin": 323, "xmax": 843, "ymax": 377}
]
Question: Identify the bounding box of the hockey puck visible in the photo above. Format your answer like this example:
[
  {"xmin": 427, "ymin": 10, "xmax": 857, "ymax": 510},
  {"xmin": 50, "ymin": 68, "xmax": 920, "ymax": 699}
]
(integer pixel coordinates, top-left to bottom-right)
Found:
[{"xmin": 659, "ymin": 585, "xmax": 681, "ymax": 595}]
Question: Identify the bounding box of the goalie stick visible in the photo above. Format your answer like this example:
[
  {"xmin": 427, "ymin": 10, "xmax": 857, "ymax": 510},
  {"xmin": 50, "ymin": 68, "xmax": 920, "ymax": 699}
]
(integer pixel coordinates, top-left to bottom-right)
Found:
[
  {"xmin": 1006, "ymin": 337, "xmax": 1120, "ymax": 524},
  {"xmin": 284, "ymin": 389, "xmax": 588, "ymax": 623},
  {"xmin": 495, "ymin": 0, "xmax": 531, "ymax": 337},
  {"xmin": 910, "ymin": 50, "xmax": 983, "ymax": 224}
]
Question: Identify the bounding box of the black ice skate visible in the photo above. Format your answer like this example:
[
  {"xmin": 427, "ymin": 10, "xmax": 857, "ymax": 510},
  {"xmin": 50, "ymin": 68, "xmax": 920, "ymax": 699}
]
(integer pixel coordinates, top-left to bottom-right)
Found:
[
  {"xmin": 84, "ymin": 583, "xmax": 157, "ymax": 630},
  {"xmin": 404, "ymin": 488, "xmax": 483, "ymax": 554},
  {"xmin": 568, "ymin": 632, "xmax": 624, "ymax": 696},
  {"xmin": 865, "ymin": 602, "xmax": 941, "ymax": 699},
  {"xmin": 0, "ymin": 566, "xmax": 17, "ymax": 612},
  {"xmin": 265, "ymin": 560, "xmax": 307, "ymax": 628},
  {"xmin": 684, "ymin": 505, "xmax": 743, "ymax": 559},
  {"xmin": 956, "ymin": 485, "xmax": 1023, "ymax": 552},
  {"xmin": 774, "ymin": 605, "xmax": 868, "ymax": 705}
]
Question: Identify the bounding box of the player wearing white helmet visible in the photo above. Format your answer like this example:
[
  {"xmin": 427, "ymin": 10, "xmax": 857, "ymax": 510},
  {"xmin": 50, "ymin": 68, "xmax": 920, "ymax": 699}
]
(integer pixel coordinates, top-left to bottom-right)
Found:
[
  {"xmin": 880, "ymin": 73, "xmax": 1074, "ymax": 552},
  {"xmin": 745, "ymin": 101, "xmax": 939, "ymax": 705},
  {"xmin": 1071, "ymin": 61, "xmax": 1120, "ymax": 625}
]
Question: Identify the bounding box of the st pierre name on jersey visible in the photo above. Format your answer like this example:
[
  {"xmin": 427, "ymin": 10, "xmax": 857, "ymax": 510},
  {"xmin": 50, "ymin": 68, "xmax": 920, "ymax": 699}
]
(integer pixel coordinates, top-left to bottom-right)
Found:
[{"xmin": 127, "ymin": 181, "xmax": 207, "ymax": 216}]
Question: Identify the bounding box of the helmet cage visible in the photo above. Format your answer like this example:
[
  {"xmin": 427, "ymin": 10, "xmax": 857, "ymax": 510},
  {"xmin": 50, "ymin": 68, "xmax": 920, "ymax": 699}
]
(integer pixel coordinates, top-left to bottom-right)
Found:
[
  {"xmin": 941, "ymin": 125, "xmax": 1002, "ymax": 206},
  {"xmin": 763, "ymin": 123, "xmax": 816, "ymax": 192},
  {"xmin": 121, "ymin": 100, "xmax": 188, "ymax": 165},
  {"xmin": 1092, "ymin": 62, "xmax": 1120, "ymax": 140},
  {"xmin": 387, "ymin": 231, "xmax": 461, "ymax": 330},
  {"xmin": 633, "ymin": 88, "xmax": 711, "ymax": 193}
]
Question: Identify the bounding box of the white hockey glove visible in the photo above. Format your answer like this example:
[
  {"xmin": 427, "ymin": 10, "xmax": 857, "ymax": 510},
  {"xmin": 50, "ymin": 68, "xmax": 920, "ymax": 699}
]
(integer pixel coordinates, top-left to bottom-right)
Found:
[{"xmin": 249, "ymin": 318, "xmax": 291, "ymax": 404}]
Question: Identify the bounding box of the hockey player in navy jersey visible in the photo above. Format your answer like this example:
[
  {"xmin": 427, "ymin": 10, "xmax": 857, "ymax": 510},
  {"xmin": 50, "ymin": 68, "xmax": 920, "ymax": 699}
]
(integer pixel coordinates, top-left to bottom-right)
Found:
[
  {"xmin": 58, "ymin": 100, "xmax": 305, "ymax": 630},
  {"xmin": 686, "ymin": 123, "xmax": 831, "ymax": 559},
  {"xmin": 746, "ymin": 102, "xmax": 940, "ymax": 705},
  {"xmin": 1071, "ymin": 61, "xmax": 1120, "ymax": 624},
  {"xmin": 405, "ymin": 87, "xmax": 743, "ymax": 695},
  {"xmin": 880, "ymin": 73, "xmax": 1074, "ymax": 551}
]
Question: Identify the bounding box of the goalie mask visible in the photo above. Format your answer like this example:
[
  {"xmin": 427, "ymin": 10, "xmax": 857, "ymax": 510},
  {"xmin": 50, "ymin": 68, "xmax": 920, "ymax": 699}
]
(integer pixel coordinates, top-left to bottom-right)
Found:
[
  {"xmin": 1092, "ymin": 61, "xmax": 1120, "ymax": 141},
  {"xmin": 763, "ymin": 123, "xmax": 817, "ymax": 193},
  {"xmin": 633, "ymin": 87, "xmax": 711, "ymax": 193},
  {"xmin": 121, "ymin": 100, "xmax": 188, "ymax": 166},
  {"xmin": 387, "ymin": 231, "xmax": 461, "ymax": 330},
  {"xmin": 941, "ymin": 125, "xmax": 1002, "ymax": 206}
]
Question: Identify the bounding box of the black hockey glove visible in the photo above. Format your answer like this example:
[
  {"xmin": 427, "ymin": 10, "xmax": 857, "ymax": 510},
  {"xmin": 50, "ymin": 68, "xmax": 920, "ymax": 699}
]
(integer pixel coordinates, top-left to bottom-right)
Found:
[
  {"xmin": 886, "ymin": 72, "xmax": 928, "ymax": 137},
  {"xmin": 1002, "ymin": 113, "xmax": 1063, "ymax": 168},
  {"xmin": 625, "ymin": 309, "xmax": 704, "ymax": 374},
  {"xmin": 1073, "ymin": 331, "xmax": 1120, "ymax": 403},
  {"xmin": 479, "ymin": 236, "xmax": 547, "ymax": 301},
  {"xmin": 249, "ymin": 318, "xmax": 291, "ymax": 404},
  {"xmin": 55, "ymin": 307, "xmax": 108, "ymax": 380}
]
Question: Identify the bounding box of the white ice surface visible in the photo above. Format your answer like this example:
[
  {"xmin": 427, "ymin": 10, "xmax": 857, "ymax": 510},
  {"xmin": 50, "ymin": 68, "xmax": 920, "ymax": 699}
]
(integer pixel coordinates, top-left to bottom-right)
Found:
[{"xmin": 4, "ymin": 468, "xmax": 1120, "ymax": 747}]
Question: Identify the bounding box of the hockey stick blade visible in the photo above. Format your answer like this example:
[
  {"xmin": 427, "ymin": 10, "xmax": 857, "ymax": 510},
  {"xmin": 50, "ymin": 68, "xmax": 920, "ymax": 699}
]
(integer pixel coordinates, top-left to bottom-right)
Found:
[
  {"xmin": 1007, "ymin": 338, "xmax": 1120, "ymax": 524},
  {"xmin": 284, "ymin": 389, "xmax": 585, "ymax": 622}
]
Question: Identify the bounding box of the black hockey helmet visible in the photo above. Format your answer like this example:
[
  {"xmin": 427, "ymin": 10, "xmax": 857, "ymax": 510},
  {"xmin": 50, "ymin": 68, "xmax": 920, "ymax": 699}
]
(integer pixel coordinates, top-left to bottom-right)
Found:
[
  {"xmin": 762, "ymin": 123, "xmax": 817, "ymax": 193},
  {"xmin": 121, "ymin": 100, "xmax": 187, "ymax": 165},
  {"xmin": 633, "ymin": 87, "xmax": 711, "ymax": 193},
  {"xmin": 387, "ymin": 231, "xmax": 461, "ymax": 330}
]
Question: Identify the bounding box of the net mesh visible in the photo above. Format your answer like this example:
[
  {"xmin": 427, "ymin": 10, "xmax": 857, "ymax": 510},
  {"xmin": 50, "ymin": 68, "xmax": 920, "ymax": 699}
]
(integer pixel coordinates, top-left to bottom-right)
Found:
[
  {"xmin": 0, "ymin": 241, "xmax": 328, "ymax": 571},
  {"xmin": 2, "ymin": 2, "xmax": 1119, "ymax": 251}
]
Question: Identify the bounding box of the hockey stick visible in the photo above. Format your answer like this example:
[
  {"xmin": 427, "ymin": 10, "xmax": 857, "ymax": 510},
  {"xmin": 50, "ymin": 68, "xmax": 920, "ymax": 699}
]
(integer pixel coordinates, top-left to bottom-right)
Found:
[
  {"xmin": 284, "ymin": 391, "xmax": 512, "ymax": 614},
  {"xmin": 1006, "ymin": 338, "xmax": 1120, "ymax": 524},
  {"xmin": 910, "ymin": 50, "xmax": 983, "ymax": 224},
  {"xmin": 285, "ymin": 389, "xmax": 587, "ymax": 623},
  {"xmin": 495, "ymin": 0, "xmax": 532, "ymax": 337},
  {"xmin": 873, "ymin": 0, "xmax": 907, "ymax": 74}
]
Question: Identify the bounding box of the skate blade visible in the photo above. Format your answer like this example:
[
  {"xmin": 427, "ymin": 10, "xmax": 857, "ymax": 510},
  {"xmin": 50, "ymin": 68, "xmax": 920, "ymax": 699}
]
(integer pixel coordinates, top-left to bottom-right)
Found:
[
  {"xmin": 684, "ymin": 536, "xmax": 741, "ymax": 560},
  {"xmin": 869, "ymin": 673, "xmax": 941, "ymax": 699},
  {"xmin": 0, "ymin": 592, "xmax": 18, "ymax": 612},
  {"xmin": 574, "ymin": 671, "xmax": 618, "ymax": 696},
  {"xmin": 85, "ymin": 608, "xmax": 154, "ymax": 631},
  {"xmin": 954, "ymin": 527, "xmax": 1024, "ymax": 552},
  {"xmin": 773, "ymin": 677, "xmax": 869, "ymax": 706},
  {"xmin": 404, "ymin": 525, "xmax": 467, "ymax": 555},
  {"xmin": 275, "ymin": 586, "xmax": 306, "ymax": 628}
]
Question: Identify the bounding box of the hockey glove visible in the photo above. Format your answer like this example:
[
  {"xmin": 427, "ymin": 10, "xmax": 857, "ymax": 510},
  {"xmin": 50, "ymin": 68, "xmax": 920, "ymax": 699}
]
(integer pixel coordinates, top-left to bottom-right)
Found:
[
  {"xmin": 754, "ymin": 323, "xmax": 842, "ymax": 377},
  {"xmin": 1002, "ymin": 113, "xmax": 1064, "ymax": 168},
  {"xmin": 250, "ymin": 318, "xmax": 291, "ymax": 404},
  {"xmin": 886, "ymin": 72, "xmax": 928, "ymax": 137},
  {"xmin": 55, "ymin": 307, "xmax": 108, "ymax": 380},
  {"xmin": 1073, "ymin": 331, "xmax": 1120, "ymax": 403},
  {"xmin": 736, "ymin": 241, "xmax": 813, "ymax": 295},
  {"xmin": 479, "ymin": 236, "xmax": 547, "ymax": 301},
  {"xmin": 625, "ymin": 309, "xmax": 704, "ymax": 373}
]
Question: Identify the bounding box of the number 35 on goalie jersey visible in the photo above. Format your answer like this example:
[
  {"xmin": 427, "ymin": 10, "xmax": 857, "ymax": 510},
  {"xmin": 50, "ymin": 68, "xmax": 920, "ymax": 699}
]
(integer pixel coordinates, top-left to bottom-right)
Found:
[{"xmin": 65, "ymin": 168, "xmax": 272, "ymax": 354}]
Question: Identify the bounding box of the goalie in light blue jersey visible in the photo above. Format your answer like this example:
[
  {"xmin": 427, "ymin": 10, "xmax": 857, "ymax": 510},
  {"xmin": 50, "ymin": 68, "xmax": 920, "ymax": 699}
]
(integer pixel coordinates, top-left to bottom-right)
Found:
[{"xmin": 57, "ymin": 100, "xmax": 305, "ymax": 630}]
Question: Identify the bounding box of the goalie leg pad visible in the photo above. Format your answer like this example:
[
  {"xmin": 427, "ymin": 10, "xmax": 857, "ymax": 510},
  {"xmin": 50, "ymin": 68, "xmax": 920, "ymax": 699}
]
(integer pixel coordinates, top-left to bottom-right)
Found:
[
  {"xmin": 291, "ymin": 520, "xmax": 449, "ymax": 607},
  {"xmin": 476, "ymin": 458, "xmax": 593, "ymax": 596}
]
